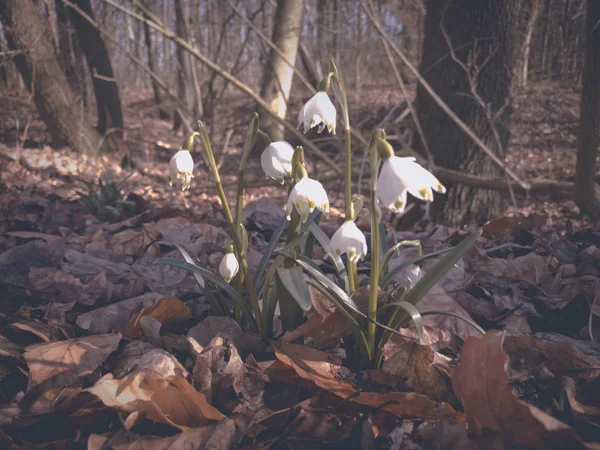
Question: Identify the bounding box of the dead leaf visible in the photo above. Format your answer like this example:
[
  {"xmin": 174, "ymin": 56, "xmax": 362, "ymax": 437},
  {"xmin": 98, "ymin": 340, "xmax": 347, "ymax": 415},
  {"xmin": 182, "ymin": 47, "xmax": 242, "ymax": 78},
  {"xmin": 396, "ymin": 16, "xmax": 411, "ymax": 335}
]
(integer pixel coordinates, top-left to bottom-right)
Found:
[
  {"xmin": 187, "ymin": 316, "xmax": 263, "ymax": 358},
  {"xmin": 106, "ymin": 229, "xmax": 147, "ymax": 255},
  {"xmin": 87, "ymin": 371, "xmax": 224, "ymax": 429},
  {"xmin": 274, "ymin": 343, "xmax": 464, "ymax": 421},
  {"xmin": 122, "ymin": 296, "xmax": 190, "ymax": 339},
  {"xmin": 28, "ymin": 267, "xmax": 109, "ymax": 306},
  {"xmin": 8, "ymin": 319, "xmax": 56, "ymax": 343},
  {"xmin": 193, "ymin": 337, "xmax": 245, "ymax": 404},
  {"xmin": 114, "ymin": 341, "xmax": 187, "ymax": 379},
  {"xmin": 382, "ymin": 339, "xmax": 455, "ymax": 402},
  {"xmin": 24, "ymin": 333, "xmax": 121, "ymax": 405},
  {"xmin": 418, "ymin": 285, "xmax": 481, "ymax": 341},
  {"xmin": 452, "ymin": 331, "xmax": 587, "ymax": 449},
  {"xmin": 510, "ymin": 252, "xmax": 553, "ymax": 287},
  {"xmin": 76, "ymin": 292, "xmax": 161, "ymax": 334},
  {"xmin": 3, "ymin": 231, "xmax": 61, "ymax": 243}
]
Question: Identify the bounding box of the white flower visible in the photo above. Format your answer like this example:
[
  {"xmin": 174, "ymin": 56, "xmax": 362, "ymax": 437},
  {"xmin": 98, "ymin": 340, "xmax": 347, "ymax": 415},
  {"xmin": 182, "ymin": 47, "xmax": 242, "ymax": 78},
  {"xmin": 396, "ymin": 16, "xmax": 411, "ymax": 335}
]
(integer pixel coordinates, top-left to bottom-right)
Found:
[
  {"xmin": 376, "ymin": 157, "xmax": 445, "ymax": 213},
  {"xmin": 285, "ymin": 177, "xmax": 329, "ymax": 222},
  {"xmin": 169, "ymin": 150, "xmax": 194, "ymax": 191},
  {"xmin": 261, "ymin": 141, "xmax": 294, "ymax": 183},
  {"xmin": 219, "ymin": 250, "xmax": 239, "ymax": 283},
  {"xmin": 298, "ymin": 92, "xmax": 336, "ymax": 134},
  {"xmin": 329, "ymin": 221, "xmax": 368, "ymax": 263}
]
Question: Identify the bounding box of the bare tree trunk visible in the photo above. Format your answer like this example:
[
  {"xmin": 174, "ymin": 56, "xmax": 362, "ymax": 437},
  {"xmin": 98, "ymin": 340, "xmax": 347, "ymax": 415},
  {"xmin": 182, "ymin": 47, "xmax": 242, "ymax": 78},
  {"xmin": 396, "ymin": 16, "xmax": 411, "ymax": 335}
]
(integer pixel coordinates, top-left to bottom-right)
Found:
[
  {"xmin": 520, "ymin": 0, "xmax": 541, "ymax": 87},
  {"xmin": 0, "ymin": 0, "xmax": 103, "ymax": 154},
  {"xmin": 574, "ymin": 0, "xmax": 600, "ymax": 219},
  {"xmin": 141, "ymin": 4, "xmax": 169, "ymax": 119},
  {"xmin": 173, "ymin": 0, "xmax": 190, "ymax": 132},
  {"xmin": 257, "ymin": 0, "xmax": 304, "ymax": 141},
  {"xmin": 415, "ymin": 0, "xmax": 528, "ymax": 226},
  {"xmin": 69, "ymin": 0, "xmax": 123, "ymax": 138}
]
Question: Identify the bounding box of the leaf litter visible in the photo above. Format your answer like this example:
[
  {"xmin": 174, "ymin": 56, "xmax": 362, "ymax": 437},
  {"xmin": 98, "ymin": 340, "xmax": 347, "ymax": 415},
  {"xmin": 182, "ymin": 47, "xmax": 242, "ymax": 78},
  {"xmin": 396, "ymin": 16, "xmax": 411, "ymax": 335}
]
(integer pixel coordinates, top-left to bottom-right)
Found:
[{"xmin": 1, "ymin": 88, "xmax": 600, "ymax": 448}]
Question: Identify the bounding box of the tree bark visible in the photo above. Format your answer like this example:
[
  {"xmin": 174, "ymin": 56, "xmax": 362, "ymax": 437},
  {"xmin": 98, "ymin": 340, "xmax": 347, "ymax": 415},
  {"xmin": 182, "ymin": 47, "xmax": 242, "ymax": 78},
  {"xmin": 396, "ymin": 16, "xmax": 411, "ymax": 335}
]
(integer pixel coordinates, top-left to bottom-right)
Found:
[
  {"xmin": 69, "ymin": 0, "xmax": 123, "ymax": 137},
  {"xmin": 415, "ymin": 0, "xmax": 528, "ymax": 226},
  {"xmin": 173, "ymin": 0, "xmax": 190, "ymax": 132},
  {"xmin": 0, "ymin": 0, "xmax": 103, "ymax": 154},
  {"xmin": 574, "ymin": 0, "xmax": 600, "ymax": 219},
  {"xmin": 258, "ymin": 0, "xmax": 304, "ymax": 141},
  {"xmin": 141, "ymin": 4, "xmax": 169, "ymax": 119}
]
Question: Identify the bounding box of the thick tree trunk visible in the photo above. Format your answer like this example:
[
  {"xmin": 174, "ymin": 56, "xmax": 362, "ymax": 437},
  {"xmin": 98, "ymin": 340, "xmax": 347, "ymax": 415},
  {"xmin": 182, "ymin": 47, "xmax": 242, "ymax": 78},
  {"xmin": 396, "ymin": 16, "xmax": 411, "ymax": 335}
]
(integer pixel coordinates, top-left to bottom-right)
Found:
[
  {"xmin": 258, "ymin": 0, "xmax": 304, "ymax": 142},
  {"xmin": 574, "ymin": 0, "xmax": 600, "ymax": 219},
  {"xmin": 415, "ymin": 0, "xmax": 527, "ymax": 226},
  {"xmin": 0, "ymin": 0, "xmax": 102, "ymax": 154},
  {"xmin": 55, "ymin": 1, "xmax": 86, "ymax": 101},
  {"xmin": 69, "ymin": 0, "xmax": 123, "ymax": 137}
]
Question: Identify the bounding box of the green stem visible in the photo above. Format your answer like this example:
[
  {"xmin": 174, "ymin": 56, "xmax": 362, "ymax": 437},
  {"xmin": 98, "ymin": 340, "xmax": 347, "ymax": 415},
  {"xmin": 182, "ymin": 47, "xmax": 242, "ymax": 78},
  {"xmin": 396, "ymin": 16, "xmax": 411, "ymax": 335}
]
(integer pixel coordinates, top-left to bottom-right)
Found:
[
  {"xmin": 367, "ymin": 132, "xmax": 383, "ymax": 364},
  {"xmin": 194, "ymin": 126, "xmax": 265, "ymax": 336}
]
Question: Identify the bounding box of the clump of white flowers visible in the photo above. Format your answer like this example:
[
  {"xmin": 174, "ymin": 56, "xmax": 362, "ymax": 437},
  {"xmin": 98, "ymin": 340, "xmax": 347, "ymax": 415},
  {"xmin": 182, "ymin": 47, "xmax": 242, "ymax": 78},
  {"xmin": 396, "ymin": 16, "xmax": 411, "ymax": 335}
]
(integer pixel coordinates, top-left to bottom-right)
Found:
[
  {"xmin": 376, "ymin": 156, "xmax": 445, "ymax": 214},
  {"xmin": 169, "ymin": 150, "xmax": 194, "ymax": 192},
  {"xmin": 261, "ymin": 140, "xmax": 294, "ymax": 183},
  {"xmin": 329, "ymin": 220, "xmax": 367, "ymax": 263},
  {"xmin": 298, "ymin": 91, "xmax": 336, "ymax": 134},
  {"xmin": 285, "ymin": 176, "xmax": 330, "ymax": 223},
  {"xmin": 219, "ymin": 245, "xmax": 239, "ymax": 283}
]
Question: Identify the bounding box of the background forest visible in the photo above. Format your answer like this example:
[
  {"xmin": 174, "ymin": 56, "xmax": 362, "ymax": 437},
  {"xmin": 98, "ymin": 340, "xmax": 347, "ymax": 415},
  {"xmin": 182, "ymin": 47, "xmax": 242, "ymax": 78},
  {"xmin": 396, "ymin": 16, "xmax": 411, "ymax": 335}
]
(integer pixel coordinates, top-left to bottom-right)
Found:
[{"xmin": 0, "ymin": 1, "xmax": 600, "ymax": 449}]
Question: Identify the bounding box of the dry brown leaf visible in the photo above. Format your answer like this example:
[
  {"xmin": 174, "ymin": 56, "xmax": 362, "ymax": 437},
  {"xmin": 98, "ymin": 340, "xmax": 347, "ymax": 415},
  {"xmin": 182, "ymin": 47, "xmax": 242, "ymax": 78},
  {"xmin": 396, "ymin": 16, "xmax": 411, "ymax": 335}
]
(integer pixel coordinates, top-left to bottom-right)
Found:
[
  {"xmin": 274, "ymin": 343, "xmax": 464, "ymax": 421},
  {"xmin": 87, "ymin": 371, "xmax": 224, "ymax": 430},
  {"xmin": 509, "ymin": 252, "xmax": 553, "ymax": 287},
  {"xmin": 452, "ymin": 331, "xmax": 587, "ymax": 449},
  {"xmin": 114, "ymin": 341, "xmax": 187, "ymax": 379},
  {"xmin": 382, "ymin": 339, "xmax": 454, "ymax": 402},
  {"xmin": 8, "ymin": 319, "xmax": 56, "ymax": 343},
  {"xmin": 193, "ymin": 337, "xmax": 245, "ymax": 404},
  {"xmin": 418, "ymin": 285, "xmax": 481, "ymax": 341},
  {"xmin": 106, "ymin": 229, "xmax": 147, "ymax": 256},
  {"xmin": 24, "ymin": 333, "xmax": 121, "ymax": 404},
  {"xmin": 76, "ymin": 292, "xmax": 161, "ymax": 334},
  {"xmin": 187, "ymin": 316, "xmax": 263, "ymax": 358},
  {"xmin": 28, "ymin": 267, "xmax": 109, "ymax": 305},
  {"xmin": 122, "ymin": 296, "xmax": 190, "ymax": 339}
]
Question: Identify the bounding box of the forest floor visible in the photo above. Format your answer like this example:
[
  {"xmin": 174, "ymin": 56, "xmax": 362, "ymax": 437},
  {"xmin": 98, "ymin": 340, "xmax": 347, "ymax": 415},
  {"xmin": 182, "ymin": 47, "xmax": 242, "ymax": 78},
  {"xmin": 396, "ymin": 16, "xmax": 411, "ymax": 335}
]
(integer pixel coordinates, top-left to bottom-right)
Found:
[{"xmin": 0, "ymin": 81, "xmax": 599, "ymax": 449}]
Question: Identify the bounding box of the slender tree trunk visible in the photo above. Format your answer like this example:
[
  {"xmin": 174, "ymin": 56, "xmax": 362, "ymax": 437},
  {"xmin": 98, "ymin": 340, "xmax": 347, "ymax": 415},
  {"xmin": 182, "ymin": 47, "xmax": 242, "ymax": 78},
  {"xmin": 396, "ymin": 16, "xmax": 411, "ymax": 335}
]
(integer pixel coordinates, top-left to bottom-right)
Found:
[
  {"xmin": 257, "ymin": 0, "xmax": 304, "ymax": 141},
  {"xmin": 415, "ymin": 0, "xmax": 528, "ymax": 226},
  {"xmin": 574, "ymin": 0, "xmax": 600, "ymax": 219},
  {"xmin": 173, "ymin": 0, "xmax": 190, "ymax": 132},
  {"xmin": 69, "ymin": 0, "xmax": 123, "ymax": 137},
  {"xmin": 520, "ymin": 0, "xmax": 541, "ymax": 88},
  {"xmin": 0, "ymin": 0, "xmax": 103, "ymax": 154},
  {"xmin": 141, "ymin": 5, "xmax": 169, "ymax": 119}
]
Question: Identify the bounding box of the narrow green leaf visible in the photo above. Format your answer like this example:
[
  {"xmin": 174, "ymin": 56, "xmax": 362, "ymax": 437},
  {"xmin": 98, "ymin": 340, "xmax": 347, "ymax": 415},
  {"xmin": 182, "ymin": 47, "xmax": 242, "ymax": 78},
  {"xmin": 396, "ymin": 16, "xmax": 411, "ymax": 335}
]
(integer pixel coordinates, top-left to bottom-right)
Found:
[
  {"xmin": 381, "ymin": 300, "xmax": 424, "ymax": 344},
  {"xmin": 379, "ymin": 247, "xmax": 454, "ymax": 289},
  {"xmin": 381, "ymin": 240, "xmax": 422, "ymax": 274},
  {"xmin": 254, "ymin": 216, "xmax": 287, "ymax": 295},
  {"xmin": 276, "ymin": 267, "xmax": 312, "ymax": 312}
]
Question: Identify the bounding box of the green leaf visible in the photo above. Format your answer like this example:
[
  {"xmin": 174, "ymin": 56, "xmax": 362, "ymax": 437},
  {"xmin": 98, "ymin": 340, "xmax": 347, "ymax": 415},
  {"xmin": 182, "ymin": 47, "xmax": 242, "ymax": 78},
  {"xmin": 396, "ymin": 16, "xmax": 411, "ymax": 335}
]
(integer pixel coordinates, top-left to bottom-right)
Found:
[
  {"xmin": 155, "ymin": 258, "xmax": 257, "ymax": 332},
  {"xmin": 254, "ymin": 216, "xmax": 288, "ymax": 296},
  {"xmin": 276, "ymin": 266, "xmax": 312, "ymax": 312},
  {"xmin": 400, "ymin": 231, "xmax": 481, "ymax": 307},
  {"xmin": 381, "ymin": 300, "xmax": 424, "ymax": 344},
  {"xmin": 379, "ymin": 247, "xmax": 454, "ymax": 289},
  {"xmin": 301, "ymin": 212, "xmax": 321, "ymax": 258},
  {"xmin": 420, "ymin": 310, "xmax": 485, "ymax": 335}
]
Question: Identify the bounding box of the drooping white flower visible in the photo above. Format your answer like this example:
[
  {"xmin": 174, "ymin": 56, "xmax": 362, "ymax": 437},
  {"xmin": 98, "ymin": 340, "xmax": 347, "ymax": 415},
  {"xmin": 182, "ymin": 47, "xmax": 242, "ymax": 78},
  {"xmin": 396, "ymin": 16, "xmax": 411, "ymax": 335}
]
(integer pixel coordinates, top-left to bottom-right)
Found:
[
  {"xmin": 169, "ymin": 150, "xmax": 194, "ymax": 191},
  {"xmin": 298, "ymin": 91, "xmax": 336, "ymax": 134},
  {"xmin": 260, "ymin": 140, "xmax": 294, "ymax": 183},
  {"xmin": 219, "ymin": 249, "xmax": 239, "ymax": 283},
  {"xmin": 376, "ymin": 157, "xmax": 445, "ymax": 213},
  {"xmin": 285, "ymin": 177, "xmax": 330, "ymax": 222},
  {"xmin": 329, "ymin": 221, "xmax": 368, "ymax": 263}
]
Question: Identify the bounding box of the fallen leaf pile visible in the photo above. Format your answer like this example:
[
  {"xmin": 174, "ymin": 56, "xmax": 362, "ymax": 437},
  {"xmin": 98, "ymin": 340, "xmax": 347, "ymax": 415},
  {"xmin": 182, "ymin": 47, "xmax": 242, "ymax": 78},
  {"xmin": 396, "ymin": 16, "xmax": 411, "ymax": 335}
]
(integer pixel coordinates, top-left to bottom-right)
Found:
[{"xmin": 1, "ymin": 88, "xmax": 600, "ymax": 448}]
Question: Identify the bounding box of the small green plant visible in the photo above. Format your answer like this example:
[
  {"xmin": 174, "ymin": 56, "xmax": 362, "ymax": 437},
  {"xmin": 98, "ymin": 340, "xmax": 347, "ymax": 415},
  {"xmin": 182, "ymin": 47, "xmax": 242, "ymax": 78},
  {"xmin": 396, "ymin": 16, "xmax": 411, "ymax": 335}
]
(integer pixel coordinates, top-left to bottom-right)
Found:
[
  {"xmin": 76, "ymin": 171, "xmax": 135, "ymax": 222},
  {"xmin": 157, "ymin": 59, "xmax": 483, "ymax": 369}
]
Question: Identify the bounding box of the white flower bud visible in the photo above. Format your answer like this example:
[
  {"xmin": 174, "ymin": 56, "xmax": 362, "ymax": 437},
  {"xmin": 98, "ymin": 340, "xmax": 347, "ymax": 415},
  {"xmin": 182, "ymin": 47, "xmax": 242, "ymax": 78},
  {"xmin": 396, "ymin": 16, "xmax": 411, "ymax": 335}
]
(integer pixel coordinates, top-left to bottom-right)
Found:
[
  {"xmin": 285, "ymin": 177, "xmax": 330, "ymax": 223},
  {"xmin": 169, "ymin": 150, "xmax": 194, "ymax": 191},
  {"xmin": 329, "ymin": 221, "xmax": 368, "ymax": 263},
  {"xmin": 260, "ymin": 140, "xmax": 294, "ymax": 183},
  {"xmin": 219, "ymin": 250, "xmax": 239, "ymax": 283},
  {"xmin": 297, "ymin": 92, "xmax": 336, "ymax": 134},
  {"xmin": 376, "ymin": 156, "xmax": 445, "ymax": 213}
]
